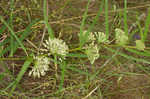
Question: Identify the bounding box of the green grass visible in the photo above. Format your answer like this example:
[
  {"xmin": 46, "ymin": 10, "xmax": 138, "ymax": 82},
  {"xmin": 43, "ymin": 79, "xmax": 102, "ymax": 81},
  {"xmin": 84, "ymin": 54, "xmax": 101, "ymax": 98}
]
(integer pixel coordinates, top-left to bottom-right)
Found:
[
  {"xmin": 79, "ymin": 0, "xmax": 92, "ymax": 48},
  {"xmin": 43, "ymin": 0, "xmax": 54, "ymax": 39},
  {"xmin": 9, "ymin": 0, "xmax": 15, "ymax": 57},
  {"xmin": 0, "ymin": 19, "xmax": 40, "ymax": 57},
  {"xmin": 0, "ymin": 16, "xmax": 28, "ymax": 56},
  {"xmin": 0, "ymin": 0, "xmax": 150, "ymax": 98},
  {"xmin": 105, "ymin": 0, "xmax": 109, "ymax": 39},
  {"xmin": 143, "ymin": 9, "xmax": 150, "ymax": 42},
  {"xmin": 124, "ymin": 0, "xmax": 128, "ymax": 35}
]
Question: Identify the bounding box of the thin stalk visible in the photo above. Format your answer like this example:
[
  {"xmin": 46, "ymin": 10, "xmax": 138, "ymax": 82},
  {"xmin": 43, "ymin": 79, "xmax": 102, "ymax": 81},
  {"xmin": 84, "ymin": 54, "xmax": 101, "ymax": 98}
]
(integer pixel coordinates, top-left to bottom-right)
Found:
[
  {"xmin": 124, "ymin": 0, "xmax": 128, "ymax": 35},
  {"xmin": 54, "ymin": 54, "xmax": 58, "ymax": 78},
  {"xmin": 143, "ymin": 9, "xmax": 150, "ymax": 42},
  {"xmin": 10, "ymin": 0, "xmax": 15, "ymax": 56},
  {"xmin": 79, "ymin": 0, "xmax": 91, "ymax": 48},
  {"xmin": 105, "ymin": 0, "xmax": 109, "ymax": 39},
  {"xmin": 43, "ymin": 0, "xmax": 54, "ymax": 39}
]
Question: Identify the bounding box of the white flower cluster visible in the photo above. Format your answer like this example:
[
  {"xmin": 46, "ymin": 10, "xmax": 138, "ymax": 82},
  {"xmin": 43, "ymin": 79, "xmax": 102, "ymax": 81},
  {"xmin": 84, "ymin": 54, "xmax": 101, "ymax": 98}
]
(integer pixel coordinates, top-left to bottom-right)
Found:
[
  {"xmin": 94, "ymin": 32, "xmax": 109, "ymax": 44},
  {"xmin": 79, "ymin": 30, "xmax": 109, "ymax": 44},
  {"xmin": 115, "ymin": 28, "xmax": 128, "ymax": 46},
  {"xmin": 43, "ymin": 38, "xmax": 69, "ymax": 56},
  {"xmin": 79, "ymin": 30, "xmax": 109, "ymax": 64},
  {"xmin": 29, "ymin": 37, "xmax": 69, "ymax": 78},
  {"xmin": 29, "ymin": 55, "xmax": 50, "ymax": 78},
  {"xmin": 84, "ymin": 42, "xmax": 99, "ymax": 64}
]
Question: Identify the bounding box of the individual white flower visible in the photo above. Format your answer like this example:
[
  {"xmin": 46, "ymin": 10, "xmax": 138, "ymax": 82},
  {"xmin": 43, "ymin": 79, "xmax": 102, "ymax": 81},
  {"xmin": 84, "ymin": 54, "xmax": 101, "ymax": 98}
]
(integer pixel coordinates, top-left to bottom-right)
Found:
[
  {"xmin": 28, "ymin": 55, "xmax": 50, "ymax": 78},
  {"xmin": 115, "ymin": 28, "xmax": 128, "ymax": 45},
  {"xmin": 84, "ymin": 42, "xmax": 99, "ymax": 64},
  {"xmin": 43, "ymin": 38, "xmax": 69, "ymax": 56},
  {"xmin": 94, "ymin": 32, "xmax": 109, "ymax": 43}
]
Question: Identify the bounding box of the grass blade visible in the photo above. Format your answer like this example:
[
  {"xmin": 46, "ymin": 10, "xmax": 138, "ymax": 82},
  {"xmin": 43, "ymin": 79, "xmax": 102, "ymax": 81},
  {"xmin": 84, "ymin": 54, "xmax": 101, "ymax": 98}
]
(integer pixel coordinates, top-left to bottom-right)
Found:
[
  {"xmin": 79, "ymin": 0, "xmax": 91, "ymax": 47},
  {"xmin": 143, "ymin": 9, "xmax": 150, "ymax": 42},
  {"xmin": 59, "ymin": 61, "xmax": 66, "ymax": 91},
  {"xmin": 105, "ymin": 0, "xmax": 109, "ymax": 39},
  {"xmin": 124, "ymin": 0, "xmax": 128, "ymax": 35},
  {"xmin": 43, "ymin": 0, "xmax": 54, "ymax": 39},
  {"xmin": 79, "ymin": 0, "xmax": 104, "ymax": 47},
  {"xmin": 67, "ymin": 53, "xmax": 87, "ymax": 58},
  {"xmin": 88, "ymin": 0, "xmax": 104, "ymax": 31},
  {"xmin": 9, "ymin": 0, "xmax": 15, "ymax": 57},
  {"xmin": 9, "ymin": 57, "xmax": 33, "ymax": 97}
]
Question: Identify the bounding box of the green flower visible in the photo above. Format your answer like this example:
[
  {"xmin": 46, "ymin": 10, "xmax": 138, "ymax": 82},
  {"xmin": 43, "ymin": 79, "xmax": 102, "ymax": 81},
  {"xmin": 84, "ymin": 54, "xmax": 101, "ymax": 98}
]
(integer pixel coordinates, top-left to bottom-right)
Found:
[
  {"xmin": 115, "ymin": 28, "xmax": 128, "ymax": 46},
  {"xmin": 135, "ymin": 40, "xmax": 145, "ymax": 50},
  {"xmin": 84, "ymin": 42, "xmax": 99, "ymax": 64},
  {"xmin": 43, "ymin": 38, "xmax": 69, "ymax": 56},
  {"xmin": 29, "ymin": 55, "xmax": 50, "ymax": 78}
]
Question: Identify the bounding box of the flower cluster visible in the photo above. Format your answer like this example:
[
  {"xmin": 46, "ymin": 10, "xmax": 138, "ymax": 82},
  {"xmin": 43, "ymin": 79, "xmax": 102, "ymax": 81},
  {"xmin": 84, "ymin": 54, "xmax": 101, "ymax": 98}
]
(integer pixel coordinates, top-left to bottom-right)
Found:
[
  {"xmin": 79, "ymin": 30, "xmax": 109, "ymax": 44},
  {"xmin": 28, "ymin": 55, "xmax": 50, "ymax": 78},
  {"xmin": 135, "ymin": 40, "xmax": 145, "ymax": 50},
  {"xmin": 79, "ymin": 31, "xmax": 107, "ymax": 64},
  {"xmin": 94, "ymin": 32, "xmax": 109, "ymax": 44},
  {"xmin": 29, "ymin": 37, "xmax": 69, "ymax": 78},
  {"xmin": 83, "ymin": 42, "xmax": 99, "ymax": 64},
  {"xmin": 43, "ymin": 38, "xmax": 69, "ymax": 56},
  {"xmin": 28, "ymin": 27, "xmax": 146, "ymax": 78},
  {"xmin": 115, "ymin": 28, "xmax": 128, "ymax": 46},
  {"xmin": 80, "ymin": 30, "xmax": 110, "ymax": 64}
]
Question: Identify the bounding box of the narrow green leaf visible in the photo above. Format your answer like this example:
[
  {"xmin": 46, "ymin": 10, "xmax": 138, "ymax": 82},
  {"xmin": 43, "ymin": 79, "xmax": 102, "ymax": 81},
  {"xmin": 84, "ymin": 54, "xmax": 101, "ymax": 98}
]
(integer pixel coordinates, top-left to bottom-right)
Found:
[
  {"xmin": 87, "ymin": 0, "xmax": 104, "ymax": 37},
  {"xmin": 105, "ymin": 0, "xmax": 109, "ymax": 39},
  {"xmin": 9, "ymin": 0, "xmax": 15, "ymax": 57},
  {"xmin": 43, "ymin": 0, "xmax": 54, "ymax": 39},
  {"xmin": 79, "ymin": 0, "xmax": 91, "ymax": 47},
  {"xmin": 143, "ymin": 9, "xmax": 150, "ymax": 42},
  {"xmin": 79, "ymin": 0, "xmax": 104, "ymax": 47},
  {"xmin": 66, "ymin": 53, "xmax": 87, "ymax": 58},
  {"xmin": 9, "ymin": 57, "xmax": 33, "ymax": 97},
  {"xmin": 59, "ymin": 61, "xmax": 66, "ymax": 91},
  {"xmin": 124, "ymin": 0, "xmax": 128, "ymax": 35}
]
